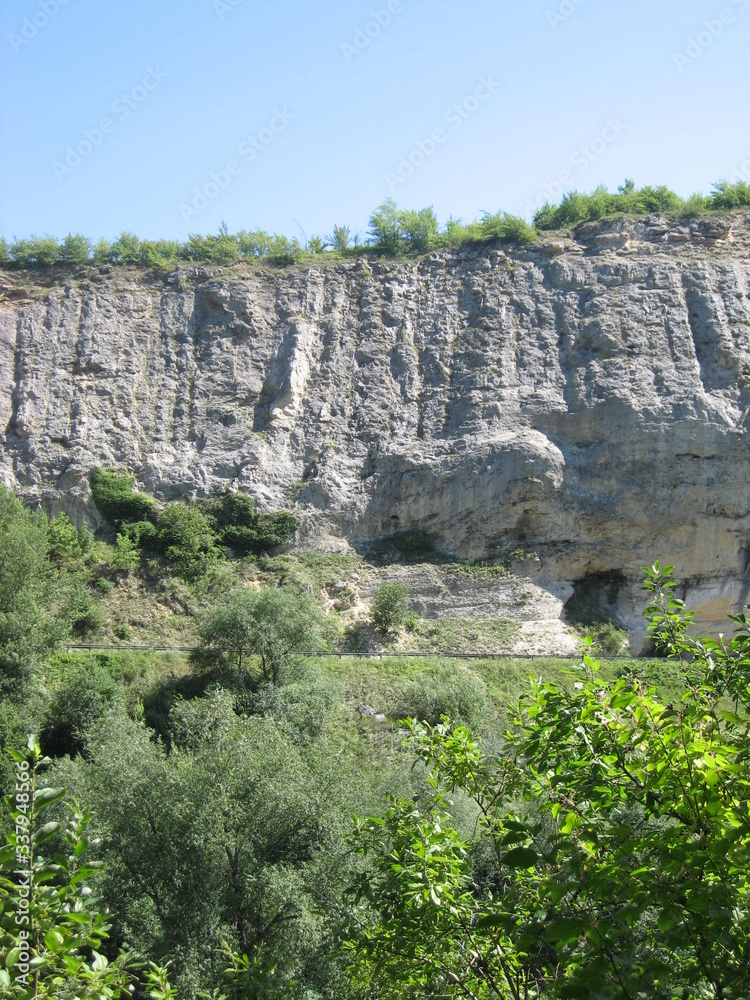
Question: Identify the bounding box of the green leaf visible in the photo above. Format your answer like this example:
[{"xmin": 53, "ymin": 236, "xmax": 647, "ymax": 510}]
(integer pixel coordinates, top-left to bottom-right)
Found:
[
  {"xmin": 32, "ymin": 821, "xmax": 60, "ymax": 845},
  {"xmin": 500, "ymin": 846, "xmax": 538, "ymax": 868},
  {"xmin": 34, "ymin": 787, "xmax": 65, "ymax": 810},
  {"xmin": 44, "ymin": 929, "xmax": 65, "ymax": 951}
]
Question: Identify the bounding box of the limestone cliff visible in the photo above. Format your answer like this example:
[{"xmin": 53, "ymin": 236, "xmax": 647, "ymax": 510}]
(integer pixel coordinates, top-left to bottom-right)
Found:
[{"xmin": 1, "ymin": 212, "xmax": 749, "ymax": 647}]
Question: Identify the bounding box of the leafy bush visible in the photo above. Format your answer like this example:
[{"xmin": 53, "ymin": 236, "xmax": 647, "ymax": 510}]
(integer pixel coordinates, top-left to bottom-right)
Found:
[
  {"xmin": 710, "ymin": 179, "xmax": 750, "ymax": 209},
  {"xmin": 368, "ymin": 201, "xmax": 534, "ymax": 254},
  {"xmin": 110, "ymin": 531, "xmax": 140, "ymax": 570},
  {"xmin": 534, "ymin": 178, "xmax": 716, "ymax": 230},
  {"xmin": 210, "ymin": 491, "xmax": 297, "ymax": 554},
  {"xmin": 1, "ymin": 179, "xmax": 745, "ymax": 274},
  {"xmin": 64, "ymin": 583, "xmax": 106, "ymax": 638},
  {"xmin": 370, "ymin": 581, "xmax": 410, "ymax": 634},
  {"xmin": 395, "ymin": 662, "xmax": 488, "ymax": 726},
  {"xmin": 8, "ymin": 235, "xmax": 59, "ymax": 267},
  {"xmin": 47, "ymin": 511, "xmax": 85, "ymax": 565},
  {"xmin": 0, "ymin": 487, "xmax": 69, "ymax": 681},
  {"xmin": 155, "ymin": 502, "xmax": 217, "ymax": 579},
  {"xmin": 58, "ymin": 232, "xmax": 92, "ymax": 264},
  {"xmin": 89, "ymin": 467, "xmax": 156, "ymax": 527},
  {"xmin": 40, "ymin": 657, "xmax": 120, "ymax": 756},
  {"xmin": 581, "ymin": 619, "xmax": 629, "ymax": 654},
  {"xmin": 349, "ymin": 564, "xmax": 750, "ymax": 999}
]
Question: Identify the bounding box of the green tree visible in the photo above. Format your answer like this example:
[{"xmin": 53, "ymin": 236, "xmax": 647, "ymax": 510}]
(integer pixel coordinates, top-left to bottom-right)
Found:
[
  {"xmin": 47, "ymin": 513, "xmax": 85, "ymax": 568},
  {"xmin": 0, "ymin": 489, "xmax": 68, "ymax": 683},
  {"xmin": 327, "ymin": 225, "xmax": 352, "ymax": 251},
  {"xmin": 65, "ymin": 696, "xmax": 357, "ymax": 998},
  {"xmin": 40, "ymin": 658, "xmax": 120, "ymax": 758},
  {"xmin": 349, "ymin": 564, "xmax": 750, "ymax": 998},
  {"xmin": 58, "ymin": 233, "xmax": 92, "ymax": 265},
  {"xmin": 196, "ymin": 586, "xmax": 326, "ymax": 680},
  {"xmin": 368, "ymin": 199, "xmax": 404, "ymax": 254},
  {"xmin": 370, "ymin": 581, "xmax": 410, "ymax": 635}
]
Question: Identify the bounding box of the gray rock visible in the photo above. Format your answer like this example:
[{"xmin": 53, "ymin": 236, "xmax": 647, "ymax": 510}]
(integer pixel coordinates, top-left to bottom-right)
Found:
[{"xmin": 1, "ymin": 215, "xmax": 750, "ymax": 646}]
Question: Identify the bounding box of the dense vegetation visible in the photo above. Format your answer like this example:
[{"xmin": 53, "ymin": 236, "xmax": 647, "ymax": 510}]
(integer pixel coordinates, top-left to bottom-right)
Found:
[
  {"xmin": 0, "ymin": 203, "xmax": 535, "ymax": 271},
  {"xmin": 534, "ymin": 177, "xmax": 750, "ymax": 230},
  {"xmin": 89, "ymin": 468, "xmax": 298, "ymax": 580},
  {"xmin": 1, "ymin": 480, "xmax": 748, "ymax": 997},
  {"xmin": 2, "ymin": 180, "xmax": 748, "ymax": 273}
]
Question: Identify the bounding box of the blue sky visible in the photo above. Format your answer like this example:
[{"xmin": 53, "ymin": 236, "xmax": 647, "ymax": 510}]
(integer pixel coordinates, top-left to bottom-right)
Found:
[{"xmin": 2, "ymin": 0, "xmax": 749, "ymax": 242}]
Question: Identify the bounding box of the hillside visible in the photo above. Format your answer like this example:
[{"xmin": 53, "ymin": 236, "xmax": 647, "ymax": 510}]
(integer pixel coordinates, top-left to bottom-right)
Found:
[{"xmin": 1, "ymin": 211, "xmax": 749, "ymax": 648}]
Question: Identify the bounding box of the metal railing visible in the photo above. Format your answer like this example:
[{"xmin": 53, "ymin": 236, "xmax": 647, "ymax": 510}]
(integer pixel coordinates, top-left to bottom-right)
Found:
[{"xmin": 64, "ymin": 643, "xmax": 628, "ymax": 661}]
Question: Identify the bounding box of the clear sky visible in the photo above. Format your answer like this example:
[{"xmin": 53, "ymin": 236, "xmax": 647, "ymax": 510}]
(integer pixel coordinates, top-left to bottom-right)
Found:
[{"xmin": 2, "ymin": 0, "xmax": 749, "ymax": 243}]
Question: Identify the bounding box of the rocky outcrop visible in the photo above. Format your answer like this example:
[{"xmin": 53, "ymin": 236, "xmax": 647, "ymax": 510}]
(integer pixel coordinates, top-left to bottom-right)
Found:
[{"xmin": 1, "ymin": 213, "xmax": 749, "ymax": 647}]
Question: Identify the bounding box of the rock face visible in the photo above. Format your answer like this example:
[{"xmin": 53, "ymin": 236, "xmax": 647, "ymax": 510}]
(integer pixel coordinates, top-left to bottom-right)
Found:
[{"xmin": 1, "ymin": 213, "xmax": 749, "ymax": 647}]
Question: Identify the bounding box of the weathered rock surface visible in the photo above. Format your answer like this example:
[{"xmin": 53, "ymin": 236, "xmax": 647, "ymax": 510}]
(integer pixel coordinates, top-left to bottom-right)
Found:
[{"xmin": 1, "ymin": 213, "xmax": 750, "ymax": 648}]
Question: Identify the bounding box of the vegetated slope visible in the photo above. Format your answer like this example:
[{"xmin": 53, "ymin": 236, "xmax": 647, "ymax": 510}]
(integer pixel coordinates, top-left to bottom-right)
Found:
[{"xmin": 1, "ymin": 212, "xmax": 749, "ymax": 645}]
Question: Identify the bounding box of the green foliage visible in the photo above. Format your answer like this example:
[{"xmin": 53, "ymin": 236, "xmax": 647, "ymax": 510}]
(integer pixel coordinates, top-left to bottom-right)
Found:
[
  {"xmin": 710, "ymin": 178, "xmax": 750, "ymax": 209},
  {"xmin": 90, "ymin": 477, "xmax": 297, "ymax": 575},
  {"xmin": 57, "ymin": 232, "xmax": 92, "ymax": 265},
  {"xmin": 394, "ymin": 662, "xmax": 488, "ymax": 727},
  {"xmin": 7, "ymin": 236, "xmax": 59, "ymax": 268},
  {"xmin": 370, "ymin": 581, "xmax": 410, "ymax": 634},
  {"xmin": 327, "ymin": 224, "xmax": 352, "ymax": 251},
  {"xmin": 89, "ymin": 467, "xmax": 155, "ymax": 528},
  {"xmin": 0, "ymin": 736, "xmax": 134, "ymax": 997},
  {"xmin": 531, "ymin": 177, "xmax": 745, "ymax": 229},
  {"xmin": 40, "ymin": 658, "xmax": 120, "ymax": 758},
  {"xmin": 110, "ymin": 532, "xmax": 140, "ymax": 571},
  {"xmin": 0, "ymin": 489, "xmax": 69, "ymax": 682},
  {"xmin": 196, "ymin": 586, "xmax": 327, "ymax": 681},
  {"xmin": 368, "ymin": 200, "xmax": 534, "ymax": 254},
  {"xmin": 47, "ymin": 513, "xmax": 85, "ymax": 567},
  {"xmin": 62, "ymin": 583, "xmax": 106, "ymax": 638},
  {"xmin": 349, "ymin": 564, "xmax": 750, "ymax": 998},
  {"xmin": 69, "ymin": 697, "xmax": 358, "ymax": 998},
  {"xmin": 209, "ymin": 492, "xmax": 297, "ymax": 555},
  {"xmin": 578, "ymin": 618, "xmax": 628, "ymax": 654},
  {"xmin": 156, "ymin": 502, "xmax": 217, "ymax": 580},
  {"xmin": 1, "ymin": 180, "xmax": 746, "ymax": 273}
]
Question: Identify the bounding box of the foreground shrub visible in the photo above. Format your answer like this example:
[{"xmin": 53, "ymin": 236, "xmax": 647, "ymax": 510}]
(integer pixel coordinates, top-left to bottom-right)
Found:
[{"xmin": 349, "ymin": 563, "xmax": 750, "ymax": 998}]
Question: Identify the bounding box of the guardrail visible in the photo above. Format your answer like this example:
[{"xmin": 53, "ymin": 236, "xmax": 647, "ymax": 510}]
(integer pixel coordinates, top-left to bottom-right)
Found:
[{"xmin": 64, "ymin": 644, "xmax": 630, "ymax": 661}]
